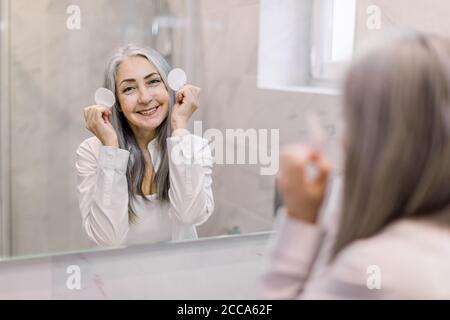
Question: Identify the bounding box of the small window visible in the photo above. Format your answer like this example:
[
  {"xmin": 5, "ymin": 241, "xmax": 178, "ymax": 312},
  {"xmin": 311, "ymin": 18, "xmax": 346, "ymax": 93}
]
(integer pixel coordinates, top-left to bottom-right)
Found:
[
  {"xmin": 258, "ymin": 0, "xmax": 356, "ymax": 92},
  {"xmin": 310, "ymin": 0, "xmax": 356, "ymax": 85}
]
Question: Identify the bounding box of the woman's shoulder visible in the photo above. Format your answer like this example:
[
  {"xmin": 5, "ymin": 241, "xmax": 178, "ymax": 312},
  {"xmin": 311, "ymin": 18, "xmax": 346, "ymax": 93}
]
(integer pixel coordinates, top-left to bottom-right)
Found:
[
  {"xmin": 330, "ymin": 219, "xmax": 450, "ymax": 298},
  {"xmin": 168, "ymin": 133, "xmax": 209, "ymax": 147},
  {"xmin": 76, "ymin": 136, "xmax": 103, "ymax": 160},
  {"xmin": 167, "ymin": 134, "xmax": 213, "ymax": 164},
  {"xmin": 341, "ymin": 219, "xmax": 450, "ymax": 259},
  {"xmin": 80, "ymin": 136, "xmax": 102, "ymax": 148}
]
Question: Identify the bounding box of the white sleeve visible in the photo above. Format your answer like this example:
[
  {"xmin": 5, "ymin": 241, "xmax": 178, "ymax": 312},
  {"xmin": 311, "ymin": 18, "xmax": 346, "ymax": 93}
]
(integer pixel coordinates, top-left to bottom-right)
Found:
[
  {"xmin": 259, "ymin": 213, "xmax": 388, "ymax": 300},
  {"xmin": 259, "ymin": 214, "xmax": 326, "ymax": 299},
  {"xmin": 75, "ymin": 141, "xmax": 131, "ymax": 247},
  {"xmin": 166, "ymin": 134, "xmax": 215, "ymax": 226}
]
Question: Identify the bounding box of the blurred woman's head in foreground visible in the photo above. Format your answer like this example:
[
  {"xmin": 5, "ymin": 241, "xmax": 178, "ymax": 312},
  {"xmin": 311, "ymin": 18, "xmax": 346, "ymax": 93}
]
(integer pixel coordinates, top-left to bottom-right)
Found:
[{"xmin": 335, "ymin": 32, "xmax": 450, "ymax": 257}]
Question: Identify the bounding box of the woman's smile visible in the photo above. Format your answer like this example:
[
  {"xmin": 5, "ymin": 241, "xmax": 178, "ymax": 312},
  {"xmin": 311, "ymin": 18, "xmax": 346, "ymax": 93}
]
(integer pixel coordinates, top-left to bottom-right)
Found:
[{"xmin": 137, "ymin": 105, "xmax": 161, "ymax": 118}]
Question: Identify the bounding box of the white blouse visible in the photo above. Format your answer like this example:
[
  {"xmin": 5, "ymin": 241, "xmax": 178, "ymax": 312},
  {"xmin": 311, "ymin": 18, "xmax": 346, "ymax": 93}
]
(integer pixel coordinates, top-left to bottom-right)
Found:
[{"xmin": 75, "ymin": 134, "xmax": 214, "ymax": 247}]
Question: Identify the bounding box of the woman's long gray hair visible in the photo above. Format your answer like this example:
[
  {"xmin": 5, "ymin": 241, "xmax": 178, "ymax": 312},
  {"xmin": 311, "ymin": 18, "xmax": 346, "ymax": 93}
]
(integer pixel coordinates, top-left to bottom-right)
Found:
[
  {"xmin": 104, "ymin": 44, "xmax": 174, "ymax": 222},
  {"xmin": 333, "ymin": 32, "xmax": 450, "ymax": 259}
]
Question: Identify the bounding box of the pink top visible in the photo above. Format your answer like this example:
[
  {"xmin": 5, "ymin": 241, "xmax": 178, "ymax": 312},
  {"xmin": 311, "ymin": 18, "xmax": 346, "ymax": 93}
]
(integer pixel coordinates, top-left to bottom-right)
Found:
[{"xmin": 260, "ymin": 193, "xmax": 450, "ymax": 299}]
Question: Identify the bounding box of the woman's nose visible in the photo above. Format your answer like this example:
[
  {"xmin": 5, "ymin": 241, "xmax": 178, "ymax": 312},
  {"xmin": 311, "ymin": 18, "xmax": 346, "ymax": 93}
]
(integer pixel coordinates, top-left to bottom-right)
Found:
[{"xmin": 137, "ymin": 88, "xmax": 153, "ymax": 105}]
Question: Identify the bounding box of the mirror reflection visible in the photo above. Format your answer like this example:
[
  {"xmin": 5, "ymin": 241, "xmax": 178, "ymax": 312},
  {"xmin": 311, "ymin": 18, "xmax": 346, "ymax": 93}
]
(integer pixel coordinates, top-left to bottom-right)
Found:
[
  {"xmin": 78, "ymin": 45, "xmax": 213, "ymax": 247},
  {"xmin": 0, "ymin": 0, "xmax": 356, "ymax": 259}
]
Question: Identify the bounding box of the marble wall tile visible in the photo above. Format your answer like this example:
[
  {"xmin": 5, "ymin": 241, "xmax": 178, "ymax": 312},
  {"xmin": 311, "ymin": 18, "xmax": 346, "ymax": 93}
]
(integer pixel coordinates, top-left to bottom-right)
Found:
[
  {"xmin": 197, "ymin": 54, "xmax": 342, "ymax": 237},
  {"xmin": 355, "ymin": 0, "xmax": 450, "ymax": 51},
  {"xmin": 201, "ymin": 0, "xmax": 259, "ymax": 14},
  {"xmin": 198, "ymin": 0, "xmax": 450, "ymax": 239}
]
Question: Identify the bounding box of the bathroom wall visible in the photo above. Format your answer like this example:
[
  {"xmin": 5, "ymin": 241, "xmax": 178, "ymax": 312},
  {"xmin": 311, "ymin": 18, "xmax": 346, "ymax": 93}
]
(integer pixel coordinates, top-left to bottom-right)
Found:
[
  {"xmin": 355, "ymin": 0, "xmax": 450, "ymax": 44},
  {"xmin": 195, "ymin": 0, "xmax": 343, "ymax": 238},
  {"xmin": 195, "ymin": 0, "xmax": 450, "ymax": 238}
]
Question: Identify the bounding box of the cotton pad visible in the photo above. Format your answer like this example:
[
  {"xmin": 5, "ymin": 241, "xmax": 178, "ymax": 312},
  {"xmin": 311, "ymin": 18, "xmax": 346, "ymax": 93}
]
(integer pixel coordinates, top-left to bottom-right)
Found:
[
  {"xmin": 168, "ymin": 68, "xmax": 187, "ymax": 91},
  {"xmin": 95, "ymin": 88, "xmax": 116, "ymax": 107}
]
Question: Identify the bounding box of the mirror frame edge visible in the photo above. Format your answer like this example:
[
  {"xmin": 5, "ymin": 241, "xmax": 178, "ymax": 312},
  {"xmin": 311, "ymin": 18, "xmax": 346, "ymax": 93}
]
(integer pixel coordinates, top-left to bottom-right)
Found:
[
  {"xmin": 0, "ymin": 0, "xmax": 11, "ymax": 258},
  {"xmin": 0, "ymin": 230, "xmax": 276, "ymax": 264}
]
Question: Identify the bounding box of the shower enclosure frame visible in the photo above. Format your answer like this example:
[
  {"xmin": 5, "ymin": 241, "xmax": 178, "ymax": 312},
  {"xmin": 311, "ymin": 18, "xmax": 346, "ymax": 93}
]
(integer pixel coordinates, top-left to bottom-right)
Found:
[{"xmin": 0, "ymin": 0, "xmax": 11, "ymax": 258}]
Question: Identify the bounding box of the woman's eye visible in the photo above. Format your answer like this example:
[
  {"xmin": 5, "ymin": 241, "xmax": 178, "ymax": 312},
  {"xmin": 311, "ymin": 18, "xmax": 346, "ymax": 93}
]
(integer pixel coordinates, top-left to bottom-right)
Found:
[
  {"xmin": 123, "ymin": 87, "xmax": 134, "ymax": 93},
  {"xmin": 148, "ymin": 79, "xmax": 161, "ymax": 85}
]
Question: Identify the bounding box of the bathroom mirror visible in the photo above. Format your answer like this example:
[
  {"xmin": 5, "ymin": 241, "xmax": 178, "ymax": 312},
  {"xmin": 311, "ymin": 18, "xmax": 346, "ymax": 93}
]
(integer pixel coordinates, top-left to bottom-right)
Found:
[{"xmin": 0, "ymin": 0, "xmax": 357, "ymax": 260}]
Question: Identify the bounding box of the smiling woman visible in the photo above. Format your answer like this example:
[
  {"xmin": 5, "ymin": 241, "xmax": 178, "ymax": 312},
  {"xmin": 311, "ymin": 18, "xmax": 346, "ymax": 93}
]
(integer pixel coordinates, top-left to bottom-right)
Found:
[{"xmin": 76, "ymin": 45, "xmax": 215, "ymax": 247}]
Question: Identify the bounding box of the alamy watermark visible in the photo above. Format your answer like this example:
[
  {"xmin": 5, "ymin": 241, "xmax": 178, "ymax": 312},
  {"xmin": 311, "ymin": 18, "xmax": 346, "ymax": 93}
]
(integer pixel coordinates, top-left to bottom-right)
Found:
[
  {"xmin": 366, "ymin": 265, "xmax": 382, "ymax": 290},
  {"xmin": 66, "ymin": 265, "xmax": 81, "ymax": 290},
  {"xmin": 367, "ymin": 5, "xmax": 382, "ymax": 30},
  {"xmin": 66, "ymin": 5, "xmax": 81, "ymax": 30},
  {"xmin": 171, "ymin": 121, "xmax": 280, "ymax": 176}
]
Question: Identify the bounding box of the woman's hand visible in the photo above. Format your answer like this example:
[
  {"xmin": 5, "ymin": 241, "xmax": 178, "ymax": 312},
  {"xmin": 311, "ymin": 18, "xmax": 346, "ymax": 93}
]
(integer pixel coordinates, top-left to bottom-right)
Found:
[
  {"xmin": 277, "ymin": 145, "xmax": 331, "ymax": 224},
  {"xmin": 83, "ymin": 105, "xmax": 118, "ymax": 147},
  {"xmin": 171, "ymin": 85, "xmax": 201, "ymax": 133}
]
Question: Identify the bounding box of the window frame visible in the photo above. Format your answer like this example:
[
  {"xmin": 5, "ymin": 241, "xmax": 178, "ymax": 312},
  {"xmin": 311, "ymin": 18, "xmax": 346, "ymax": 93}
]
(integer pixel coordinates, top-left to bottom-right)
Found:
[{"xmin": 310, "ymin": 0, "xmax": 357, "ymax": 85}]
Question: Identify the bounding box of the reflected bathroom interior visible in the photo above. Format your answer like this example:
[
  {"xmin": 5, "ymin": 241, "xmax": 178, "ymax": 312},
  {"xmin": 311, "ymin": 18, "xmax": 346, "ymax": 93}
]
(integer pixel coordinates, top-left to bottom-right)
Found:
[
  {"xmin": 0, "ymin": 0, "xmax": 348, "ymax": 259},
  {"xmin": 0, "ymin": 0, "xmax": 449, "ymax": 301}
]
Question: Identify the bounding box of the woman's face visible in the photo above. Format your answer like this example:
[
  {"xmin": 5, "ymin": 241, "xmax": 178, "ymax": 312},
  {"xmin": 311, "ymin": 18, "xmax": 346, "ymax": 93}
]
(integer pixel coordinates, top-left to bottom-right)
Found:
[{"xmin": 116, "ymin": 56, "xmax": 170, "ymax": 133}]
